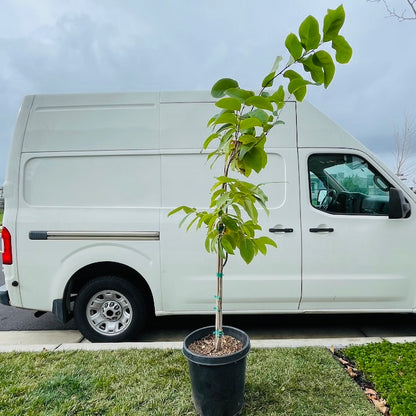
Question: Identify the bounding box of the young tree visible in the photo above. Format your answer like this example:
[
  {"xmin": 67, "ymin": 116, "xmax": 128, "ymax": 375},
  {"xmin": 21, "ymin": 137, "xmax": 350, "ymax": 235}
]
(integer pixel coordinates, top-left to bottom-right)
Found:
[{"xmin": 170, "ymin": 5, "xmax": 352, "ymax": 352}]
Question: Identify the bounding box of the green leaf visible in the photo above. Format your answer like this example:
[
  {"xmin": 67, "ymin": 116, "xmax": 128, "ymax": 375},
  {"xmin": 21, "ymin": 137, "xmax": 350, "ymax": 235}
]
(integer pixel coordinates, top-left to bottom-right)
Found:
[
  {"xmin": 207, "ymin": 215, "xmax": 218, "ymax": 230},
  {"xmin": 215, "ymin": 122, "xmax": 234, "ymax": 134},
  {"xmin": 186, "ymin": 215, "xmax": 199, "ymax": 231},
  {"xmin": 242, "ymin": 198, "xmax": 258, "ymax": 222},
  {"xmin": 253, "ymin": 236, "xmax": 277, "ymax": 255},
  {"xmin": 238, "ymin": 134, "xmax": 256, "ymax": 145},
  {"xmin": 257, "ymin": 236, "xmax": 277, "ymax": 248},
  {"xmin": 285, "ymin": 33, "xmax": 303, "ymax": 60},
  {"xmin": 286, "ymin": 55, "xmax": 296, "ymax": 68},
  {"xmin": 218, "ymin": 241, "xmax": 226, "ymax": 259},
  {"xmin": 332, "ymin": 35, "xmax": 352, "ymax": 64},
  {"xmin": 283, "ymin": 69, "xmax": 302, "ymax": 81},
  {"xmin": 208, "ymin": 111, "xmax": 232, "ymax": 127},
  {"xmin": 221, "ymin": 234, "xmax": 235, "ymax": 255},
  {"xmin": 216, "ymin": 192, "xmax": 231, "ymax": 209},
  {"xmin": 238, "ymin": 143, "xmax": 254, "ymax": 160},
  {"xmin": 222, "ymin": 215, "xmax": 239, "ymax": 232},
  {"xmin": 213, "ymin": 176, "xmax": 236, "ymax": 186},
  {"xmin": 253, "ymin": 189, "xmax": 269, "ymax": 214},
  {"xmin": 245, "ymin": 96, "xmax": 274, "ymax": 112},
  {"xmin": 288, "ymin": 79, "xmax": 308, "ymax": 101},
  {"xmin": 254, "ymin": 240, "xmax": 267, "ymax": 255},
  {"xmin": 243, "ymin": 147, "xmax": 267, "ymax": 173},
  {"xmin": 240, "ymin": 117, "xmax": 263, "ymax": 130},
  {"xmin": 270, "ymin": 86, "xmax": 285, "ymax": 109},
  {"xmin": 211, "ymin": 78, "xmax": 239, "ymax": 98},
  {"xmin": 198, "ymin": 212, "xmax": 214, "ymax": 229},
  {"xmin": 234, "ymin": 159, "xmax": 251, "ymax": 177},
  {"xmin": 213, "ymin": 112, "xmax": 238, "ymax": 125},
  {"xmin": 240, "ymin": 238, "xmax": 255, "ymax": 264},
  {"xmin": 313, "ymin": 50, "xmax": 335, "ymax": 87},
  {"xmin": 231, "ymin": 204, "xmax": 242, "ymax": 218},
  {"xmin": 271, "ymin": 55, "xmax": 283, "ymax": 72},
  {"xmin": 168, "ymin": 206, "xmax": 194, "ymax": 217},
  {"xmin": 179, "ymin": 211, "xmax": 196, "ymax": 228},
  {"xmin": 271, "ymin": 85, "xmax": 285, "ymax": 101},
  {"xmin": 323, "ymin": 5, "xmax": 345, "ymax": 42},
  {"xmin": 204, "ymin": 235, "xmax": 210, "ymax": 252},
  {"xmin": 203, "ymin": 133, "xmax": 219, "ymax": 149},
  {"xmin": 226, "ymin": 88, "xmax": 255, "ymax": 102},
  {"xmin": 285, "ymin": 73, "xmax": 310, "ymax": 101},
  {"xmin": 246, "ymin": 109, "xmax": 269, "ymax": 123},
  {"xmin": 211, "ymin": 186, "xmax": 225, "ymax": 198},
  {"xmin": 298, "ymin": 15, "xmax": 321, "ymax": 51},
  {"xmin": 207, "ymin": 115, "xmax": 218, "ymax": 127},
  {"xmin": 302, "ymin": 55, "xmax": 324, "ymax": 84},
  {"xmin": 255, "ymin": 197, "xmax": 269, "ymax": 215},
  {"xmin": 215, "ymin": 97, "xmax": 242, "ymax": 111},
  {"xmin": 242, "ymin": 220, "xmax": 260, "ymax": 238},
  {"xmin": 262, "ymin": 71, "xmax": 276, "ymax": 88}
]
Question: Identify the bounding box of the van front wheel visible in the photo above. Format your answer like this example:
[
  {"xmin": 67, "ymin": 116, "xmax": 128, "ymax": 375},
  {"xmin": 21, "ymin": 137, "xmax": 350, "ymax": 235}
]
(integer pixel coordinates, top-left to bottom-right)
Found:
[{"xmin": 74, "ymin": 276, "xmax": 147, "ymax": 343}]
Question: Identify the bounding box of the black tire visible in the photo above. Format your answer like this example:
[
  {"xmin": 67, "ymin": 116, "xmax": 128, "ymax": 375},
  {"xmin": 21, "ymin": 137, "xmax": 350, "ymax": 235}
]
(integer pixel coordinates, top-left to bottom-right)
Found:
[{"xmin": 74, "ymin": 276, "xmax": 147, "ymax": 343}]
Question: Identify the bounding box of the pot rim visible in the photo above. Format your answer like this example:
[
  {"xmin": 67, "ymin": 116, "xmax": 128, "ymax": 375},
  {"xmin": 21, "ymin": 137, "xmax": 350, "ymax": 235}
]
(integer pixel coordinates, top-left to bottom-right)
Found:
[{"xmin": 183, "ymin": 325, "xmax": 251, "ymax": 366}]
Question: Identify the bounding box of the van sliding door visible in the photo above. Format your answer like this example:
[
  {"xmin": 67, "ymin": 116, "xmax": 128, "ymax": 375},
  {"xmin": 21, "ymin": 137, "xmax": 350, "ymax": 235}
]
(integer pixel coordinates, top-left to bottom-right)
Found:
[{"xmin": 160, "ymin": 149, "xmax": 302, "ymax": 313}]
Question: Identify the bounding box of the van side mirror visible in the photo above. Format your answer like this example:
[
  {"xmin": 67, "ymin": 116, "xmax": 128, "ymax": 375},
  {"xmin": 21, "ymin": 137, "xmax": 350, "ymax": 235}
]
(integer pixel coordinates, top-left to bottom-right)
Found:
[{"xmin": 389, "ymin": 188, "xmax": 411, "ymax": 219}]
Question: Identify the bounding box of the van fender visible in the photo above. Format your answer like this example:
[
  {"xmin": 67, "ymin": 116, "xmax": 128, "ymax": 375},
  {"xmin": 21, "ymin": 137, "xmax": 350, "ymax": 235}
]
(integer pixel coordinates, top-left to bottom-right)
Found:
[{"xmin": 49, "ymin": 242, "xmax": 161, "ymax": 319}]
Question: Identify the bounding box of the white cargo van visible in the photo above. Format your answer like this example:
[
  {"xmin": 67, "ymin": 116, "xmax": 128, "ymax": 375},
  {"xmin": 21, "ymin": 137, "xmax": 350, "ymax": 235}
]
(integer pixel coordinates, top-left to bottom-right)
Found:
[{"xmin": 1, "ymin": 91, "xmax": 414, "ymax": 342}]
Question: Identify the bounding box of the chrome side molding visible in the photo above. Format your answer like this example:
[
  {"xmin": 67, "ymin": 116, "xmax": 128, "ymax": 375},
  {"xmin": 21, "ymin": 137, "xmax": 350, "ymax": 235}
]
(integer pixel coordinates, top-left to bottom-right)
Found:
[{"xmin": 29, "ymin": 231, "xmax": 160, "ymax": 241}]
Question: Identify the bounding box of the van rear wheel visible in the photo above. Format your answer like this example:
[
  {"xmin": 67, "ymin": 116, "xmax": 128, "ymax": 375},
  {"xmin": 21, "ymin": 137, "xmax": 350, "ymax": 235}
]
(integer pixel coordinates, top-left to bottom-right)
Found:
[{"xmin": 74, "ymin": 276, "xmax": 147, "ymax": 343}]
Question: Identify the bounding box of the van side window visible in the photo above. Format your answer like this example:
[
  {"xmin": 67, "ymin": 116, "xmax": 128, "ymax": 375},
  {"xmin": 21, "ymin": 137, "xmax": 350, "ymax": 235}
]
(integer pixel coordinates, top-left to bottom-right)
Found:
[{"xmin": 308, "ymin": 154, "xmax": 391, "ymax": 215}]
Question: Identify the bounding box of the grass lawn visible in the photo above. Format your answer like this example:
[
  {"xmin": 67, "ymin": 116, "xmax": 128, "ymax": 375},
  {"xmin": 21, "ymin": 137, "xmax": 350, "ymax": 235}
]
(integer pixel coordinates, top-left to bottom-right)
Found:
[
  {"xmin": 0, "ymin": 209, "xmax": 3, "ymax": 224},
  {"xmin": 343, "ymin": 341, "xmax": 416, "ymax": 416},
  {"xmin": 0, "ymin": 347, "xmax": 379, "ymax": 416}
]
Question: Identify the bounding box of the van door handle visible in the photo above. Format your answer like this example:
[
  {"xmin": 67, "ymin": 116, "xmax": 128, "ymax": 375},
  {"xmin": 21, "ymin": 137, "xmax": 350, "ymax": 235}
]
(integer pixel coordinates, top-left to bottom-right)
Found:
[
  {"xmin": 269, "ymin": 228, "xmax": 294, "ymax": 233},
  {"xmin": 309, "ymin": 227, "xmax": 334, "ymax": 233}
]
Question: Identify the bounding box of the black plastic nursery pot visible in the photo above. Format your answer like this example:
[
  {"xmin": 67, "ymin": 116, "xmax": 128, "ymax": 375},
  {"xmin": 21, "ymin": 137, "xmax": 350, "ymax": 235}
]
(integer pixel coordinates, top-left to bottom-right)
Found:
[{"xmin": 183, "ymin": 326, "xmax": 251, "ymax": 416}]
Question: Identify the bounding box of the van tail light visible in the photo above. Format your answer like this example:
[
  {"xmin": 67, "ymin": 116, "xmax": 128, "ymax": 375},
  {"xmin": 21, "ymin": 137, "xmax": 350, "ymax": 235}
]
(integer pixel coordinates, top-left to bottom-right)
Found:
[{"xmin": 1, "ymin": 227, "xmax": 13, "ymax": 265}]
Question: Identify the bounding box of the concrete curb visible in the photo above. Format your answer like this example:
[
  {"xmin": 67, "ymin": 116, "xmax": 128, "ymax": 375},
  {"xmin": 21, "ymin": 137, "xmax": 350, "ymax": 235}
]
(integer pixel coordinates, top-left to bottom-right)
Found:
[{"xmin": 0, "ymin": 333, "xmax": 415, "ymax": 353}]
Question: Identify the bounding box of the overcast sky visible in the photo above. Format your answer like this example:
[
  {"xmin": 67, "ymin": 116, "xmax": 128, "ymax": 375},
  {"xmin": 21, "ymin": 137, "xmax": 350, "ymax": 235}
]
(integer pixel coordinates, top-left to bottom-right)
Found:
[{"xmin": 1, "ymin": 0, "xmax": 415, "ymax": 184}]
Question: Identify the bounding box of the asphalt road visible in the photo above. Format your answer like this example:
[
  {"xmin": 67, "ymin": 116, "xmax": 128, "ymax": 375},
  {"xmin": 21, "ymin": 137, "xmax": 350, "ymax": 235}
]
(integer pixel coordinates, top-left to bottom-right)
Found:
[{"xmin": 1, "ymin": 262, "xmax": 416, "ymax": 341}]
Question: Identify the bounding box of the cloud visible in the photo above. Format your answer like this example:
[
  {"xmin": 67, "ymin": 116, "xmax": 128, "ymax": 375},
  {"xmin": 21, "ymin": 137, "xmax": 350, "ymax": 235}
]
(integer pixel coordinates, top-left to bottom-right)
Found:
[
  {"xmin": 1, "ymin": 0, "xmax": 416, "ymax": 182},
  {"xmin": 3, "ymin": 14, "xmax": 128, "ymax": 92}
]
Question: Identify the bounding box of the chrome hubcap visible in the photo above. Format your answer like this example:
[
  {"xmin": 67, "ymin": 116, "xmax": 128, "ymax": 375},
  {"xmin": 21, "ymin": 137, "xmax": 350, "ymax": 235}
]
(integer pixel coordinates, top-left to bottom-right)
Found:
[{"xmin": 86, "ymin": 290, "xmax": 132, "ymax": 336}]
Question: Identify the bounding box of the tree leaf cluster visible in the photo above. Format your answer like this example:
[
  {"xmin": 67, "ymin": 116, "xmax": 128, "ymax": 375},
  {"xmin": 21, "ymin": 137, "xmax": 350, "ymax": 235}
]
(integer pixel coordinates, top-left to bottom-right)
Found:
[
  {"xmin": 169, "ymin": 5, "xmax": 351, "ymax": 265},
  {"xmin": 170, "ymin": 177, "xmax": 277, "ymax": 264},
  {"xmin": 284, "ymin": 5, "xmax": 352, "ymax": 99}
]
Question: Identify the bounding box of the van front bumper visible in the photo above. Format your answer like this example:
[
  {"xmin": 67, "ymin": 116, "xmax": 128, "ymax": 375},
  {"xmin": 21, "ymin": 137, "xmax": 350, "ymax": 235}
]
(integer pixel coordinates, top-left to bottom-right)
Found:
[{"xmin": 0, "ymin": 285, "xmax": 10, "ymax": 306}]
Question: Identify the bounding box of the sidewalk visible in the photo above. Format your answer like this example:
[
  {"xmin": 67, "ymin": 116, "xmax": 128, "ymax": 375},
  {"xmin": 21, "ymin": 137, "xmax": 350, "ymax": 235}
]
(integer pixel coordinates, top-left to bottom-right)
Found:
[{"xmin": 0, "ymin": 330, "xmax": 415, "ymax": 353}]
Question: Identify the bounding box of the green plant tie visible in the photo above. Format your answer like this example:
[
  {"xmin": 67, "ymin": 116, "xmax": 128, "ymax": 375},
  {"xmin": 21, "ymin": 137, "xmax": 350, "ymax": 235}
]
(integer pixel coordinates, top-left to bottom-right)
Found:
[
  {"xmin": 213, "ymin": 306, "xmax": 221, "ymax": 312},
  {"xmin": 214, "ymin": 295, "xmax": 222, "ymax": 300},
  {"xmin": 213, "ymin": 330, "xmax": 224, "ymax": 338},
  {"xmin": 217, "ymin": 272, "xmax": 223, "ymax": 278}
]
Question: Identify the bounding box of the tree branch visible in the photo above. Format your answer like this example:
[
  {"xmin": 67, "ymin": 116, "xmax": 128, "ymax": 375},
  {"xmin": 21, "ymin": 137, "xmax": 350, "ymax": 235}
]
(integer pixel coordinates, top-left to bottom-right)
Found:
[{"xmin": 369, "ymin": 0, "xmax": 416, "ymax": 21}]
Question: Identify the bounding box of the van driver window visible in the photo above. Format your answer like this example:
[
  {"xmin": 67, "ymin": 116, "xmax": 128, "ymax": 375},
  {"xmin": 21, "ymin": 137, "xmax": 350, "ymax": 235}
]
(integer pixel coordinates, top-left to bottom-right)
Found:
[{"xmin": 308, "ymin": 154, "xmax": 391, "ymax": 215}]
